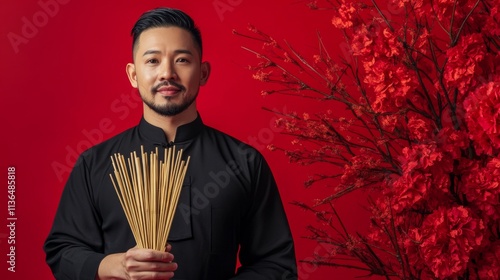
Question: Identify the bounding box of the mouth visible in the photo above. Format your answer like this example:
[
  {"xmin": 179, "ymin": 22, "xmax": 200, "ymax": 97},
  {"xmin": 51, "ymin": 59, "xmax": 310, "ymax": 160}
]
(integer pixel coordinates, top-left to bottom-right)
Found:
[{"xmin": 156, "ymin": 85, "xmax": 182, "ymax": 97}]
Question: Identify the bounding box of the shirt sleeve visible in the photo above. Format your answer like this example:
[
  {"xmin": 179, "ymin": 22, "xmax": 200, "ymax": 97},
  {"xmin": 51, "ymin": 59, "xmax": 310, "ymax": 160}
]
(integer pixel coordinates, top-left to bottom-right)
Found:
[
  {"xmin": 44, "ymin": 152, "xmax": 105, "ymax": 280},
  {"xmin": 231, "ymin": 154, "xmax": 298, "ymax": 280}
]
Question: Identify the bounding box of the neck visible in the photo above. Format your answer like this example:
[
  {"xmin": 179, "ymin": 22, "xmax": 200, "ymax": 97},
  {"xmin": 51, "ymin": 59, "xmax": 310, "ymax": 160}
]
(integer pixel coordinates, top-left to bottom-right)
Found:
[{"xmin": 143, "ymin": 104, "xmax": 198, "ymax": 142}]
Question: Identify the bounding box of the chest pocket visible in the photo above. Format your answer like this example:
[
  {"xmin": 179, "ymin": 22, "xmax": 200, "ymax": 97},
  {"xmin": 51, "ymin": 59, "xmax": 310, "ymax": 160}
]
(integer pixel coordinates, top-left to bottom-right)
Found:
[{"xmin": 167, "ymin": 179, "xmax": 193, "ymax": 241}]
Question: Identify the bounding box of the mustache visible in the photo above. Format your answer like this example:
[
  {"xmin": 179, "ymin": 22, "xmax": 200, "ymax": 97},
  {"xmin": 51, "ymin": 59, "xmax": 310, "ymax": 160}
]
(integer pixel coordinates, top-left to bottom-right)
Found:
[{"xmin": 152, "ymin": 81, "xmax": 185, "ymax": 93}]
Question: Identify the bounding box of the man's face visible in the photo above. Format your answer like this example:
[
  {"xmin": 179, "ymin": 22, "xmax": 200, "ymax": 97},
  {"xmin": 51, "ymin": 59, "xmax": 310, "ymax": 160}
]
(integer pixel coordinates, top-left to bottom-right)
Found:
[{"xmin": 127, "ymin": 26, "xmax": 209, "ymax": 117}]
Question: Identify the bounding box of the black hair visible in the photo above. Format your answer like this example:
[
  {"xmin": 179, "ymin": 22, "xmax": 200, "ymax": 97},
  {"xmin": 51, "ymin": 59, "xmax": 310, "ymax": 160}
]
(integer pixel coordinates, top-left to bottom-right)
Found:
[{"xmin": 131, "ymin": 7, "xmax": 202, "ymax": 57}]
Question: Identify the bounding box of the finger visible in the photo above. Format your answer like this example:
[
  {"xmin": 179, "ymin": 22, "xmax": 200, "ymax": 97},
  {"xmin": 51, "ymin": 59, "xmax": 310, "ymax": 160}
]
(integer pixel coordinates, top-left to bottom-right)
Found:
[
  {"xmin": 165, "ymin": 244, "xmax": 172, "ymax": 252},
  {"xmin": 125, "ymin": 261, "xmax": 178, "ymax": 273},
  {"xmin": 128, "ymin": 270, "xmax": 175, "ymax": 280},
  {"xmin": 126, "ymin": 248, "xmax": 173, "ymax": 263}
]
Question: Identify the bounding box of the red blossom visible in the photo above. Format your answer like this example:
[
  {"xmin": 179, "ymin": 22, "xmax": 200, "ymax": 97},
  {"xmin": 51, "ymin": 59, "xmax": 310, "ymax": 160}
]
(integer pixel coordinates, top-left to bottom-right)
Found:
[
  {"xmin": 353, "ymin": 27, "xmax": 405, "ymax": 99},
  {"xmin": 331, "ymin": 1, "xmax": 359, "ymax": 29},
  {"xmin": 396, "ymin": 145, "xmax": 454, "ymax": 211},
  {"xmin": 363, "ymin": 53, "xmax": 418, "ymax": 113},
  {"xmin": 350, "ymin": 24, "xmax": 374, "ymax": 57},
  {"xmin": 252, "ymin": 70, "xmax": 271, "ymax": 82},
  {"xmin": 341, "ymin": 154, "xmax": 383, "ymax": 188},
  {"xmin": 461, "ymin": 157, "xmax": 500, "ymax": 222},
  {"xmin": 436, "ymin": 127, "xmax": 470, "ymax": 159},
  {"xmin": 405, "ymin": 206, "xmax": 484, "ymax": 279},
  {"xmin": 407, "ymin": 115, "xmax": 433, "ymax": 142},
  {"xmin": 400, "ymin": 144, "xmax": 447, "ymax": 172},
  {"xmin": 464, "ymin": 75, "xmax": 500, "ymax": 155},
  {"xmin": 444, "ymin": 33, "xmax": 488, "ymax": 96},
  {"xmin": 380, "ymin": 115, "xmax": 399, "ymax": 132},
  {"xmin": 392, "ymin": 170, "xmax": 432, "ymax": 213}
]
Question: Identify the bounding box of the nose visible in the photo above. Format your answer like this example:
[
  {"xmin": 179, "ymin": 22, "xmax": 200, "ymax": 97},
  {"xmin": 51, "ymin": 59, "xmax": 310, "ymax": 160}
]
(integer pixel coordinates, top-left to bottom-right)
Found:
[{"xmin": 159, "ymin": 61, "xmax": 177, "ymax": 81}]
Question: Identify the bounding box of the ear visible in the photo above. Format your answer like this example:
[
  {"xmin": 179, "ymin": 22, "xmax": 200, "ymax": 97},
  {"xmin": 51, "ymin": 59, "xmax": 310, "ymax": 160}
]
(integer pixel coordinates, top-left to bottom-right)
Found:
[
  {"xmin": 199, "ymin": 61, "xmax": 211, "ymax": 86},
  {"xmin": 126, "ymin": 63, "xmax": 138, "ymax": 88}
]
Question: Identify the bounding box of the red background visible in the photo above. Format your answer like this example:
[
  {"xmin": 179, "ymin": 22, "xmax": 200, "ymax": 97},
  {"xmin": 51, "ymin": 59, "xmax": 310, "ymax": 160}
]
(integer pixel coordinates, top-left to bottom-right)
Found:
[{"xmin": 0, "ymin": 0, "xmax": 381, "ymax": 279}]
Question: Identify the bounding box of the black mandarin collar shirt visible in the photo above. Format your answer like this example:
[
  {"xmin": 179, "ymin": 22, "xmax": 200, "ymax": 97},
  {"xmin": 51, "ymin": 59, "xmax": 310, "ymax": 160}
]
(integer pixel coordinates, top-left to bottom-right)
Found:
[
  {"xmin": 139, "ymin": 114, "xmax": 204, "ymax": 145},
  {"xmin": 44, "ymin": 115, "xmax": 297, "ymax": 280}
]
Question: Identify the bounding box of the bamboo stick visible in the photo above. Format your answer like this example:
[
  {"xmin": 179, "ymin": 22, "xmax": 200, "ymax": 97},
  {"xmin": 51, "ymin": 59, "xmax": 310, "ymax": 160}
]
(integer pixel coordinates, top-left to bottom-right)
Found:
[{"xmin": 109, "ymin": 145, "xmax": 190, "ymax": 251}]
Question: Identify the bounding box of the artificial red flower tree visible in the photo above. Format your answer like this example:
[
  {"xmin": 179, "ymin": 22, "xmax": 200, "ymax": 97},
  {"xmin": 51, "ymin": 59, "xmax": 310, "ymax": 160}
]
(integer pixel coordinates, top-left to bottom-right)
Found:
[{"xmin": 238, "ymin": 0, "xmax": 500, "ymax": 279}]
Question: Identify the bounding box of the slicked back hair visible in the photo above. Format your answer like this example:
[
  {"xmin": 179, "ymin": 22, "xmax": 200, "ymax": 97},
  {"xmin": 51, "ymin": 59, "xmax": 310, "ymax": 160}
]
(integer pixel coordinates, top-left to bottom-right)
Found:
[{"xmin": 131, "ymin": 7, "xmax": 202, "ymax": 58}]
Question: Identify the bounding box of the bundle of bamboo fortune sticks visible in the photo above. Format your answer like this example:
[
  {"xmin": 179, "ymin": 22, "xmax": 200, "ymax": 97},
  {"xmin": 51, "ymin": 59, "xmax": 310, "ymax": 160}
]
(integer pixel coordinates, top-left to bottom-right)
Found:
[{"xmin": 109, "ymin": 145, "xmax": 190, "ymax": 251}]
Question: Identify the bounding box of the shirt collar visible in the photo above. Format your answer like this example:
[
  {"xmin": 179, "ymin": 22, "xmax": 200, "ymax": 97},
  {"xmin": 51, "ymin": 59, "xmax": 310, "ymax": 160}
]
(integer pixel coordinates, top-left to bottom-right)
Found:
[{"xmin": 138, "ymin": 113, "xmax": 204, "ymax": 145}]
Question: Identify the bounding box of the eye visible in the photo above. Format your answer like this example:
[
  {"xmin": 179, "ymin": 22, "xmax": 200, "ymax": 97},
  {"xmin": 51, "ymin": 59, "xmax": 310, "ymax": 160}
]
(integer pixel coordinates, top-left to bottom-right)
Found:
[
  {"xmin": 176, "ymin": 57, "xmax": 190, "ymax": 63},
  {"xmin": 146, "ymin": 58, "xmax": 159, "ymax": 64}
]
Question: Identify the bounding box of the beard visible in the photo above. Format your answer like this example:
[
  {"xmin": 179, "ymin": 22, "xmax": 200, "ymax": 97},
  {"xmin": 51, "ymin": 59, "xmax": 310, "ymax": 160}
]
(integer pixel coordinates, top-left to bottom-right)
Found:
[
  {"xmin": 141, "ymin": 82, "xmax": 197, "ymax": 116},
  {"xmin": 142, "ymin": 94, "xmax": 197, "ymax": 116}
]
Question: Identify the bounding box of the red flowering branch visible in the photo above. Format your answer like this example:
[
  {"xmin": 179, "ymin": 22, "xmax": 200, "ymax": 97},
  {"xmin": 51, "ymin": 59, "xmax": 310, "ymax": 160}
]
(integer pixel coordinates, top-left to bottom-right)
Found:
[{"xmin": 237, "ymin": 0, "xmax": 500, "ymax": 278}]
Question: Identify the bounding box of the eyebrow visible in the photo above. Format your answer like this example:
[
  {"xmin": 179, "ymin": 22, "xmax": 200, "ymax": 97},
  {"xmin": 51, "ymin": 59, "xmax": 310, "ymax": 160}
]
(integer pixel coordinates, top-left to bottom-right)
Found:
[{"xmin": 142, "ymin": 49, "xmax": 194, "ymax": 56}]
